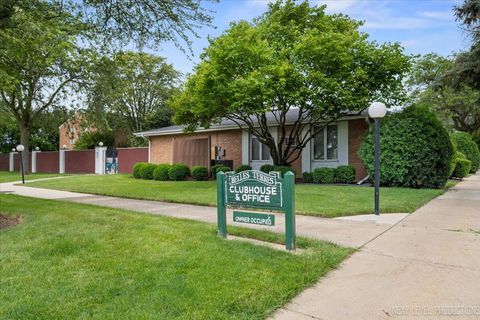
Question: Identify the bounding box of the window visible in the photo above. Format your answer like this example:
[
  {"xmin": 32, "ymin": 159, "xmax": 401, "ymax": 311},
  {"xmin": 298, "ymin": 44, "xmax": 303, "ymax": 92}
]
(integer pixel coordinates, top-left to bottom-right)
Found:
[
  {"xmin": 251, "ymin": 136, "xmax": 270, "ymax": 161},
  {"xmin": 313, "ymin": 125, "xmax": 338, "ymax": 160},
  {"xmin": 70, "ymin": 139, "xmax": 75, "ymax": 145}
]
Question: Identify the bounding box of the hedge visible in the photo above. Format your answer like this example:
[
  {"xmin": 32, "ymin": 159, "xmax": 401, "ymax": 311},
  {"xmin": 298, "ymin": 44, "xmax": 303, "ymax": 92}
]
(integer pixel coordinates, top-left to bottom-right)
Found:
[
  {"xmin": 313, "ymin": 167, "xmax": 335, "ymax": 184},
  {"xmin": 168, "ymin": 163, "xmax": 190, "ymax": 181},
  {"xmin": 302, "ymin": 172, "xmax": 314, "ymax": 183},
  {"xmin": 191, "ymin": 166, "xmax": 209, "ymax": 181},
  {"xmin": 211, "ymin": 164, "xmax": 225, "ymax": 176},
  {"xmin": 451, "ymin": 131, "xmax": 480, "ymax": 173},
  {"xmin": 452, "ymin": 158, "xmax": 472, "ymax": 178},
  {"xmin": 235, "ymin": 165, "xmax": 252, "ymax": 173},
  {"xmin": 335, "ymin": 165, "xmax": 356, "ymax": 184},
  {"xmin": 215, "ymin": 166, "xmax": 232, "ymax": 174},
  {"xmin": 260, "ymin": 164, "xmax": 275, "ymax": 173},
  {"xmin": 140, "ymin": 163, "xmax": 158, "ymax": 180},
  {"xmin": 359, "ymin": 105, "xmax": 455, "ymax": 188},
  {"xmin": 153, "ymin": 164, "xmax": 171, "ymax": 181},
  {"xmin": 132, "ymin": 162, "xmax": 148, "ymax": 179}
]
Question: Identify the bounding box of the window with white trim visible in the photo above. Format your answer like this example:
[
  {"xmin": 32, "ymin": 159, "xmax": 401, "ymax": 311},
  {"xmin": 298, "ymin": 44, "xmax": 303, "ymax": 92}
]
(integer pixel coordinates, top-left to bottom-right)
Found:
[
  {"xmin": 313, "ymin": 125, "xmax": 338, "ymax": 160},
  {"xmin": 251, "ymin": 136, "xmax": 270, "ymax": 161}
]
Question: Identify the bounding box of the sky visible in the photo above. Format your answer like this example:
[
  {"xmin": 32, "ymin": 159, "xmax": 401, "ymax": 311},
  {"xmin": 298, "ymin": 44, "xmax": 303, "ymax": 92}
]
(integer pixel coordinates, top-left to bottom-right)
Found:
[{"xmin": 155, "ymin": 0, "xmax": 468, "ymax": 75}]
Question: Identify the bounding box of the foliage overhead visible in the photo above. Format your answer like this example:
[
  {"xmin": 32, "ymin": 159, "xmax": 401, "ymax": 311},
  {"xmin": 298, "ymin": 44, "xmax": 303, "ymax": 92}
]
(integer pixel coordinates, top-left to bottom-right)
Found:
[
  {"xmin": 408, "ymin": 53, "xmax": 480, "ymax": 134},
  {"xmin": 172, "ymin": 0, "xmax": 410, "ymax": 165},
  {"xmin": 451, "ymin": 0, "xmax": 480, "ymax": 89},
  {"xmin": 359, "ymin": 105, "xmax": 455, "ymax": 188},
  {"xmin": 0, "ymin": 0, "xmax": 215, "ymax": 51}
]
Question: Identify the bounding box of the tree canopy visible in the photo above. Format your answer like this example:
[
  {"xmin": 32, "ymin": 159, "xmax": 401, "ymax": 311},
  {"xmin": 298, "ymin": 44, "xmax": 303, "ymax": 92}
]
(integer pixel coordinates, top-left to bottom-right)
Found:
[
  {"xmin": 408, "ymin": 53, "xmax": 480, "ymax": 134},
  {"xmin": 172, "ymin": 0, "xmax": 410, "ymax": 165}
]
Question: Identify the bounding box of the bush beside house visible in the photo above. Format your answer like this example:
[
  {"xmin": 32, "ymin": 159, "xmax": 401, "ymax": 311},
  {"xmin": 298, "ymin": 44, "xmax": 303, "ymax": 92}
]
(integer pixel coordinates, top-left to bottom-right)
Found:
[
  {"xmin": 359, "ymin": 105, "xmax": 455, "ymax": 189},
  {"xmin": 451, "ymin": 132, "xmax": 480, "ymax": 173},
  {"xmin": 168, "ymin": 163, "xmax": 191, "ymax": 181},
  {"xmin": 313, "ymin": 167, "xmax": 335, "ymax": 184},
  {"xmin": 191, "ymin": 166, "xmax": 209, "ymax": 181},
  {"xmin": 153, "ymin": 164, "xmax": 171, "ymax": 181}
]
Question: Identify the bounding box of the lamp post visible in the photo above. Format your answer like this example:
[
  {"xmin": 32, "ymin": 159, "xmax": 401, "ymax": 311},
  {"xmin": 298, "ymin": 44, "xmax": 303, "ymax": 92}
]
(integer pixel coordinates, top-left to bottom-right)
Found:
[
  {"xmin": 368, "ymin": 102, "xmax": 387, "ymax": 215},
  {"xmin": 16, "ymin": 144, "xmax": 25, "ymax": 184}
]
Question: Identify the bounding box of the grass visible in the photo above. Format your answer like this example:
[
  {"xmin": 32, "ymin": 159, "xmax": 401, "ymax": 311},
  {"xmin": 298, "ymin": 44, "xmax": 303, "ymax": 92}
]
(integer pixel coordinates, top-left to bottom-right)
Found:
[
  {"xmin": 0, "ymin": 171, "xmax": 66, "ymax": 183},
  {"xmin": 26, "ymin": 174, "xmax": 446, "ymax": 218},
  {"xmin": 0, "ymin": 194, "xmax": 351, "ymax": 320}
]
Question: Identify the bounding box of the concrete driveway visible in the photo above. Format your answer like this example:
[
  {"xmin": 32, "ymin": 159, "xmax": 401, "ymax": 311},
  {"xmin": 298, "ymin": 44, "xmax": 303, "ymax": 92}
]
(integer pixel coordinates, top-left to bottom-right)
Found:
[{"xmin": 272, "ymin": 174, "xmax": 480, "ymax": 320}]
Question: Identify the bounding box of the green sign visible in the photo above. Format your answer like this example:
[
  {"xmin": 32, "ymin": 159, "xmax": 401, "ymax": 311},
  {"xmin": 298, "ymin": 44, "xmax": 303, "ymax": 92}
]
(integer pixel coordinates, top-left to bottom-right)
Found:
[
  {"xmin": 225, "ymin": 171, "xmax": 282, "ymax": 209},
  {"xmin": 233, "ymin": 211, "xmax": 275, "ymax": 226},
  {"xmin": 216, "ymin": 169, "xmax": 296, "ymax": 251}
]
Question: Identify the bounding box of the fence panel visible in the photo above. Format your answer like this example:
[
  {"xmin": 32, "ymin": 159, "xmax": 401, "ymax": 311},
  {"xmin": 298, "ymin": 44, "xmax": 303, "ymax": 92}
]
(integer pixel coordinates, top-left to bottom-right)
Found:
[{"xmin": 117, "ymin": 147, "xmax": 149, "ymax": 174}]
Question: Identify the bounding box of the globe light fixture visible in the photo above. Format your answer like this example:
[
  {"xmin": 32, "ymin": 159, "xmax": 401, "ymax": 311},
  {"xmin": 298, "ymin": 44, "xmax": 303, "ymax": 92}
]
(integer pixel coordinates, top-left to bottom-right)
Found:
[
  {"xmin": 62, "ymin": 144, "xmax": 67, "ymax": 149},
  {"xmin": 368, "ymin": 102, "xmax": 387, "ymax": 215},
  {"xmin": 368, "ymin": 102, "xmax": 387, "ymax": 119},
  {"xmin": 35, "ymin": 147, "xmax": 40, "ymax": 151},
  {"xmin": 99, "ymin": 141, "xmax": 104, "ymax": 147},
  {"xmin": 16, "ymin": 144, "xmax": 25, "ymax": 184}
]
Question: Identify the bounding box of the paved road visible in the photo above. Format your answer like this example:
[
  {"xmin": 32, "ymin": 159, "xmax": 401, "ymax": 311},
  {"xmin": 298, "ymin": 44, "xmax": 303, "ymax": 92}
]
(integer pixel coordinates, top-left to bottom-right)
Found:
[
  {"xmin": 0, "ymin": 177, "xmax": 406, "ymax": 248},
  {"xmin": 272, "ymin": 174, "xmax": 480, "ymax": 320}
]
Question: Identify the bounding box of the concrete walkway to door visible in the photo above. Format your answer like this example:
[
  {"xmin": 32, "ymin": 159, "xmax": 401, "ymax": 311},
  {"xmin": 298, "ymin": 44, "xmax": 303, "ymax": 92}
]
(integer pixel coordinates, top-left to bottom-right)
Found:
[
  {"xmin": 0, "ymin": 177, "xmax": 406, "ymax": 248},
  {"xmin": 272, "ymin": 174, "xmax": 480, "ymax": 320}
]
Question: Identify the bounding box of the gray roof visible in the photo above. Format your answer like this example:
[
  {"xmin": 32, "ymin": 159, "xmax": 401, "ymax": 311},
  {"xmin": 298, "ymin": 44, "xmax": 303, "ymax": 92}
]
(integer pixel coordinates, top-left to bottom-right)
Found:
[{"xmin": 135, "ymin": 109, "xmax": 367, "ymax": 137}]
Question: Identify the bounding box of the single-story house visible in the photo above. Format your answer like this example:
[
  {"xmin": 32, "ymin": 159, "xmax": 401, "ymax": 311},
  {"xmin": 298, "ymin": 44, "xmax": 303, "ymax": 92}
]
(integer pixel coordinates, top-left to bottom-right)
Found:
[{"xmin": 135, "ymin": 110, "xmax": 369, "ymax": 180}]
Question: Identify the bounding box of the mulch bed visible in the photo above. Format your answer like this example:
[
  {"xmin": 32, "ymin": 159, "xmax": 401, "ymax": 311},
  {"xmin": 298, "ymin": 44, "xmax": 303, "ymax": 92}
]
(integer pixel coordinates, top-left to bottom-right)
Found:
[{"xmin": 0, "ymin": 214, "xmax": 21, "ymax": 230}]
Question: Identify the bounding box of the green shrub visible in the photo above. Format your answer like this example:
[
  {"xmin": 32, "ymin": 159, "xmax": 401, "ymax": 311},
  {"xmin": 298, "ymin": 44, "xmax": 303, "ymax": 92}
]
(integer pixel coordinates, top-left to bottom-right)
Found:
[
  {"xmin": 302, "ymin": 172, "xmax": 313, "ymax": 183},
  {"xmin": 452, "ymin": 158, "xmax": 472, "ymax": 178},
  {"xmin": 215, "ymin": 166, "xmax": 233, "ymax": 175},
  {"xmin": 132, "ymin": 162, "xmax": 148, "ymax": 179},
  {"xmin": 260, "ymin": 164, "xmax": 276, "ymax": 173},
  {"xmin": 451, "ymin": 131, "xmax": 480, "ymax": 173},
  {"xmin": 153, "ymin": 164, "xmax": 171, "ymax": 181},
  {"xmin": 273, "ymin": 165, "xmax": 295, "ymax": 178},
  {"xmin": 235, "ymin": 165, "xmax": 252, "ymax": 173},
  {"xmin": 191, "ymin": 166, "xmax": 209, "ymax": 181},
  {"xmin": 140, "ymin": 163, "xmax": 158, "ymax": 180},
  {"xmin": 211, "ymin": 164, "xmax": 224, "ymax": 176},
  {"xmin": 359, "ymin": 105, "xmax": 455, "ymax": 188},
  {"xmin": 313, "ymin": 167, "xmax": 335, "ymax": 184},
  {"xmin": 334, "ymin": 165, "xmax": 356, "ymax": 184},
  {"xmin": 168, "ymin": 163, "xmax": 190, "ymax": 181}
]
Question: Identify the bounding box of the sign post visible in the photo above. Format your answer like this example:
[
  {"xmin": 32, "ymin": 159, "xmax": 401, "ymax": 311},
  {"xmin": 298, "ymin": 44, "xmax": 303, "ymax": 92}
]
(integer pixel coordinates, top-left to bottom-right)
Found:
[{"xmin": 216, "ymin": 169, "xmax": 296, "ymax": 251}]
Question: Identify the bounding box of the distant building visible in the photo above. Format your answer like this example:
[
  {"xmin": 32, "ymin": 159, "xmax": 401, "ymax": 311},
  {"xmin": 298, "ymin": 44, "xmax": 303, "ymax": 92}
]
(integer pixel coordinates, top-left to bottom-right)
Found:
[{"xmin": 59, "ymin": 114, "xmax": 90, "ymax": 150}]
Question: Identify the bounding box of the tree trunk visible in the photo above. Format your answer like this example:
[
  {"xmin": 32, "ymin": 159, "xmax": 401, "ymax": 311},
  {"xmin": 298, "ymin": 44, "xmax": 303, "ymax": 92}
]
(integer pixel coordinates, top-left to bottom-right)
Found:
[{"xmin": 19, "ymin": 124, "xmax": 31, "ymax": 174}]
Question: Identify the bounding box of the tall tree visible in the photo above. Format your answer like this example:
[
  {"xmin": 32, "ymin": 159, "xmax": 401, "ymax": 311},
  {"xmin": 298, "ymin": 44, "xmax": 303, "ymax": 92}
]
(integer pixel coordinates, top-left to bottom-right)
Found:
[
  {"xmin": 452, "ymin": 0, "xmax": 480, "ymax": 89},
  {"xmin": 172, "ymin": 0, "xmax": 409, "ymax": 166},
  {"xmin": 408, "ymin": 53, "xmax": 480, "ymax": 134},
  {"xmin": 87, "ymin": 51, "xmax": 180, "ymax": 134},
  {"xmin": 0, "ymin": 1, "xmax": 86, "ymax": 173}
]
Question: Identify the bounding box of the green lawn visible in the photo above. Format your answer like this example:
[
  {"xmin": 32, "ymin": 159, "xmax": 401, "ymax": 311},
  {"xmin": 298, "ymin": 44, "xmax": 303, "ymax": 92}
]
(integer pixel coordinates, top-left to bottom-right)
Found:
[
  {"xmin": 0, "ymin": 195, "xmax": 351, "ymax": 319},
  {"xmin": 27, "ymin": 174, "xmax": 446, "ymax": 217},
  {"xmin": 0, "ymin": 171, "xmax": 65, "ymax": 183}
]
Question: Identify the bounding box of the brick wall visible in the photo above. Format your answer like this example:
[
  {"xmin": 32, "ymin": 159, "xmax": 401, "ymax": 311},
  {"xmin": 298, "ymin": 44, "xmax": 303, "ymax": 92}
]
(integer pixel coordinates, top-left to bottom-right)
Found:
[
  {"xmin": 0, "ymin": 154, "xmax": 9, "ymax": 171},
  {"xmin": 36, "ymin": 152, "xmax": 59, "ymax": 173},
  {"xmin": 149, "ymin": 129, "xmax": 243, "ymax": 169},
  {"xmin": 65, "ymin": 150, "xmax": 95, "ymax": 173},
  {"xmin": 348, "ymin": 119, "xmax": 369, "ymax": 180},
  {"xmin": 118, "ymin": 147, "xmax": 148, "ymax": 174},
  {"xmin": 13, "ymin": 153, "xmax": 32, "ymax": 172}
]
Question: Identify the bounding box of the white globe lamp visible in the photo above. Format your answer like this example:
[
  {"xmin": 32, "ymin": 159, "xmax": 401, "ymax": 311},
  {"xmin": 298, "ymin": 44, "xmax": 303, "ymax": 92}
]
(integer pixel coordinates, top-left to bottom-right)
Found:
[{"xmin": 368, "ymin": 102, "xmax": 387, "ymax": 119}]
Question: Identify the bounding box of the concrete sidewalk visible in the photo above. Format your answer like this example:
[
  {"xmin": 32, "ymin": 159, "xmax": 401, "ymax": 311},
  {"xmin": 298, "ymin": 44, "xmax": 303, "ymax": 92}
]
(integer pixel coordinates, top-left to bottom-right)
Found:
[
  {"xmin": 272, "ymin": 174, "xmax": 480, "ymax": 320},
  {"xmin": 0, "ymin": 178, "xmax": 407, "ymax": 248}
]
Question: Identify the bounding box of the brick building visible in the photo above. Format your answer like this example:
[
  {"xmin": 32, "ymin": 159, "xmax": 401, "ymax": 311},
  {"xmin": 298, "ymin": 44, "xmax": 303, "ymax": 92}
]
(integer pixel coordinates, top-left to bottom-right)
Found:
[
  {"xmin": 135, "ymin": 110, "xmax": 369, "ymax": 180},
  {"xmin": 58, "ymin": 114, "xmax": 90, "ymax": 150}
]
